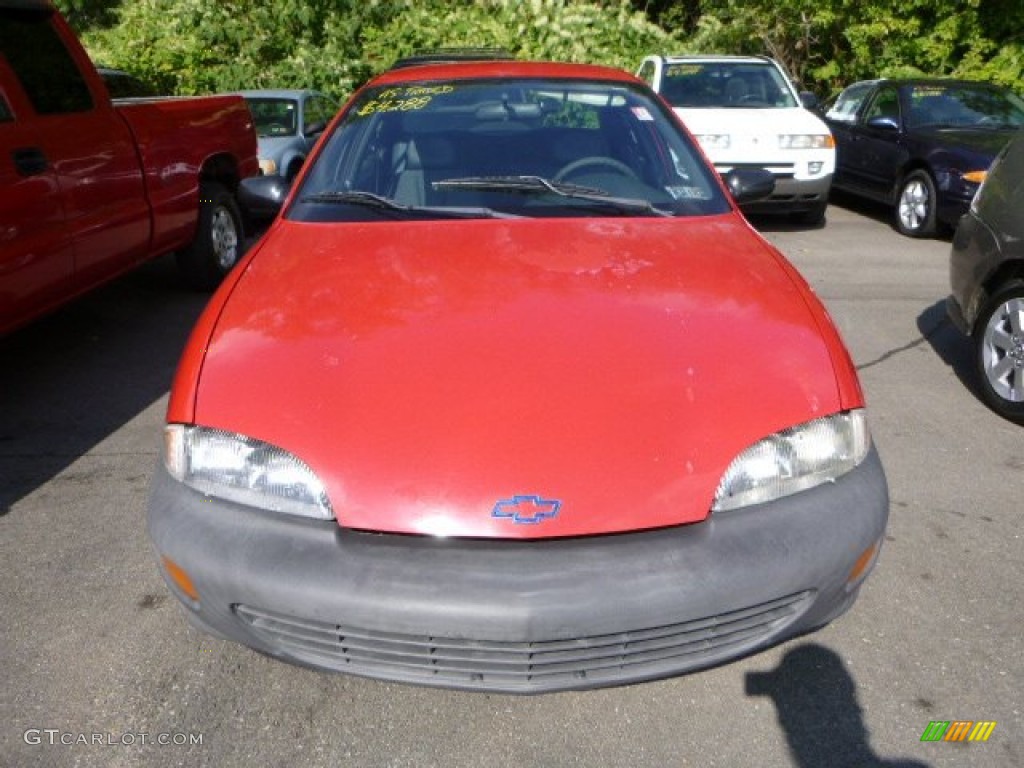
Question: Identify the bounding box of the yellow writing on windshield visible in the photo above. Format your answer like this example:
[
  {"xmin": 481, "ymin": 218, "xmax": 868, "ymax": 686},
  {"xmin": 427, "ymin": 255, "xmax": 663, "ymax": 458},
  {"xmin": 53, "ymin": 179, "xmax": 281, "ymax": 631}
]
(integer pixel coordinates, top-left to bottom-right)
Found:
[{"xmin": 355, "ymin": 85, "xmax": 455, "ymax": 116}]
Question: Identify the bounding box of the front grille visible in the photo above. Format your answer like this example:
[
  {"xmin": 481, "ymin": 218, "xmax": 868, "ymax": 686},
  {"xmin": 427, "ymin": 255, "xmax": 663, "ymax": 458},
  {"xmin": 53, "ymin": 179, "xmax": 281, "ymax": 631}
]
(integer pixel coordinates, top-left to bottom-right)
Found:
[
  {"xmin": 715, "ymin": 162, "xmax": 796, "ymax": 179},
  {"xmin": 234, "ymin": 591, "xmax": 813, "ymax": 691}
]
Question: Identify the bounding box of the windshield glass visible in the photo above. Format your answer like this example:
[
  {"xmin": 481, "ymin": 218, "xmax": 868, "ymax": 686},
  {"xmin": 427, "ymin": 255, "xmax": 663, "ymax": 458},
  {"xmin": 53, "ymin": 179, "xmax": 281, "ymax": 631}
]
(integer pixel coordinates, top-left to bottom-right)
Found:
[
  {"xmin": 659, "ymin": 61, "xmax": 798, "ymax": 109},
  {"xmin": 903, "ymin": 84, "xmax": 1024, "ymax": 130},
  {"xmin": 247, "ymin": 98, "xmax": 299, "ymax": 137},
  {"xmin": 291, "ymin": 77, "xmax": 729, "ymax": 222}
]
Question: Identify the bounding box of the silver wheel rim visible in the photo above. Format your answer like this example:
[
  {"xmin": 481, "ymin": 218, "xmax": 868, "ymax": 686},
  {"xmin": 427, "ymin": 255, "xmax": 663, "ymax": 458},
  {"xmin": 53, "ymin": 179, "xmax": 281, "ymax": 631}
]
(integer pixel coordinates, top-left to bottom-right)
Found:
[
  {"xmin": 982, "ymin": 297, "xmax": 1024, "ymax": 402},
  {"xmin": 211, "ymin": 207, "xmax": 239, "ymax": 271},
  {"xmin": 898, "ymin": 178, "xmax": 929, "ymax": 232}
]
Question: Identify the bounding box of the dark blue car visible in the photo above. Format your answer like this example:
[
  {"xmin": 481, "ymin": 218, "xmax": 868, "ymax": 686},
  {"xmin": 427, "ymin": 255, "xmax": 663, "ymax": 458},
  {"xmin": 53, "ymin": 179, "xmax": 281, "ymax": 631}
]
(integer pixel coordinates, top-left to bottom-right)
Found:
[{"xmin": 823, "ymin": 79, "xmax": 1024, "ymax": 237}]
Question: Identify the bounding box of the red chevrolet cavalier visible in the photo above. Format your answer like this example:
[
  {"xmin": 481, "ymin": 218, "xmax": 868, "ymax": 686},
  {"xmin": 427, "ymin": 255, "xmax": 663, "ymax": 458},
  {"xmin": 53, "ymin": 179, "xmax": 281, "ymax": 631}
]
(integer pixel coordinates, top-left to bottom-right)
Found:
[{"xmin": 148, "ymin": 60, "xmax": 888, "ymax": 693}]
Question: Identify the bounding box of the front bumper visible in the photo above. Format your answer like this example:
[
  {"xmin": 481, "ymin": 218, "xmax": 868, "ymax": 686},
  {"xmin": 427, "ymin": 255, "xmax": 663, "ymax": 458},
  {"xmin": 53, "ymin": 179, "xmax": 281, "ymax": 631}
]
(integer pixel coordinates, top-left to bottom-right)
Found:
[
  {"xmin": 148, "ymin": 447, "xmax": 888, "ymax": 693},
  {"xmin": 948, "ymin": 210, "xmax": 1002, "ymax": 335},
  {"xmin": 731, "ymin": 172, "xmax": 833, "ymax": 214}
]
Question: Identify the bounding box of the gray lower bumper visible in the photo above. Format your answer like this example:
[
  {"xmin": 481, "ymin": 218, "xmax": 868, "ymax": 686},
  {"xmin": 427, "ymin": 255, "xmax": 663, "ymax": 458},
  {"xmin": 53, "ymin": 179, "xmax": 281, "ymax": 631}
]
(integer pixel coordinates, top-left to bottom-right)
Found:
[
  {"xmin": 734, "ymin": 173, "xmax": 833, "ymax": 214},
  {"xmin": 148, "ymin": 447, "xmax": 888, "ymax": 693}
]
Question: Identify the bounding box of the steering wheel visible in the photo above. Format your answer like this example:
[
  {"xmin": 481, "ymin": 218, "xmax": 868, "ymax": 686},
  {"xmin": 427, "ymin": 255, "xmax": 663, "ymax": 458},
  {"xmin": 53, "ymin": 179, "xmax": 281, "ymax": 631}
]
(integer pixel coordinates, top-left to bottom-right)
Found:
[
  {"xmin": 737, "ymin": 95, "xmax": 763, "ymax": 105},
  {"xmin": 553, "ymin": 156, "xmax": 639, "ymax": 183}
]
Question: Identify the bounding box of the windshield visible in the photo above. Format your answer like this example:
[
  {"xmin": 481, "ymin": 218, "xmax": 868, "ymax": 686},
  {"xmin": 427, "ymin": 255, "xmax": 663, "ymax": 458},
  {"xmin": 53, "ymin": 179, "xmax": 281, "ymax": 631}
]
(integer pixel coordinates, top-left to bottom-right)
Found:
[
  {"xmin": 247, "ymin": 98, "xmax": 299, "ymax": 137},
  {"xmin": 659, "ymin": 61, "xmax": 799, "ymax": 109},
  {"xmin": 903, "ymin": 84, "xmax": 1024, "ymax": 130},
  {"xmin": 291, "ymin": 77, "xmax": 729, "ymax": 222}
]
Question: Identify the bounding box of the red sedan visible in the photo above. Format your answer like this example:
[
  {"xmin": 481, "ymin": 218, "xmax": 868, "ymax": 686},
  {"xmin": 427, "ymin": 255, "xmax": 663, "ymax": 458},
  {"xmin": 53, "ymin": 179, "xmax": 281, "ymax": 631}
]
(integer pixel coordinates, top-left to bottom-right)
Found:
[{"xmin": 148, "ymin": 59, "xmax": 888, "ymax": 692}]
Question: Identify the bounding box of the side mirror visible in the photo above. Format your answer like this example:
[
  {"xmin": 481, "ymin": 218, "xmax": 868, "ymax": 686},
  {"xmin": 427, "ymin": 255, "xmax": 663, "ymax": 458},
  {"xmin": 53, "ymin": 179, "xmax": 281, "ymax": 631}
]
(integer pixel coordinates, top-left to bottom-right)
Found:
[
  {"xmin": 866, "ymin": 115, "xmax": 899, "ymax": 131},
  {"xmin": 723, "ymin": 168, "xmax": 775, "ymax": 204},
  {"xmin": 799, "ymin": 91, "xmax": 820, "ymax": 110},
  {"xmin": 239, "ymin": 175, "xmax": 290, "ymax": 221}
]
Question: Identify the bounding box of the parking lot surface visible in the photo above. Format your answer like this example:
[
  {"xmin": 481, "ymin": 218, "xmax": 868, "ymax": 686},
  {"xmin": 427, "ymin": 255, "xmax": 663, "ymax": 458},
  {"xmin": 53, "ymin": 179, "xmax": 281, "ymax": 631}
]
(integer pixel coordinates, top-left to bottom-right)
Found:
[{"xmin": 2, "ymin": 198, "xmax": 1020, "ymax": 768}]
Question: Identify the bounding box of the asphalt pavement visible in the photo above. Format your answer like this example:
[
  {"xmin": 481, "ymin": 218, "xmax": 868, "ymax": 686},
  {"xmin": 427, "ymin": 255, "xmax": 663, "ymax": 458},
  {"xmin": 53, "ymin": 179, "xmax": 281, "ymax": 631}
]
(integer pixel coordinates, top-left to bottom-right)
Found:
[{"xmin": 1, "ymin": 197, "xmax": 1020, "ymax": 768}]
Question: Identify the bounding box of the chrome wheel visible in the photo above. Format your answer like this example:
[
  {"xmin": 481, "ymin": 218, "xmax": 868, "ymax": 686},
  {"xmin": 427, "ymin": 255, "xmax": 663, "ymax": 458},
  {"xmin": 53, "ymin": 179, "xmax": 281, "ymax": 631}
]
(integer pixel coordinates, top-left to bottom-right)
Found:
[
  {"xmin": 177, "ymin": 181, "xmax": 244, "ymax": 290},
  {"xmin": 895, "ymin": 170, "xmax": 937, "ymax": 237},
  {"xmin": 898, "ymin": 179, "xmax": 928, "ymax": 231},
  {"xmin": 981, "ymin": 296, "xmax": 1024, "ymax": 403},
  {"xmin": 211, "ymin": 206, "xmax": 240, "ymax": 271}
]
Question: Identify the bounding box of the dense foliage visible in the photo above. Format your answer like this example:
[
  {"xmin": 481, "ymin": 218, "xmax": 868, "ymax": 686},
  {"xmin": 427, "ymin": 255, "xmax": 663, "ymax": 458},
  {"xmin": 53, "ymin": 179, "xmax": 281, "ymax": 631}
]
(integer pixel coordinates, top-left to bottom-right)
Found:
[{"xmin": 61, "ymin": 0, "xmax": 1023, "ymax": 100}]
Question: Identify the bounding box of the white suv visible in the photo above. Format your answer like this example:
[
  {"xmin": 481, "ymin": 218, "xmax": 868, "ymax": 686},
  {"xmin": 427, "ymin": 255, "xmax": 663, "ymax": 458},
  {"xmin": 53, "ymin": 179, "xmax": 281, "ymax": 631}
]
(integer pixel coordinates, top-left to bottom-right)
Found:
[{"xmin": 638, "ymin": 55, "xmax": 835, "ymax": 224}]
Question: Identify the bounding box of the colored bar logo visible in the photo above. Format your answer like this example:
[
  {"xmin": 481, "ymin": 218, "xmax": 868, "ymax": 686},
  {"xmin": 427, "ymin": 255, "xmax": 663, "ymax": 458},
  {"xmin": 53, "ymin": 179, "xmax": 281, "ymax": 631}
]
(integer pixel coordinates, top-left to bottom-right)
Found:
[{"xmin": 920, "ymin": 721, "xmax": 996, "ymax": 742}]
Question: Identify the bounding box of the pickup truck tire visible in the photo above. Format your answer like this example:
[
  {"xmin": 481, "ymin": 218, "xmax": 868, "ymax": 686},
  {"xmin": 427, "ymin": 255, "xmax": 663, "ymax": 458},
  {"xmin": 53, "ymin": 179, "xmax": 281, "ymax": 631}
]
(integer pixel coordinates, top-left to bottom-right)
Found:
[{"xmin": 177, "ymin": 182, "xmax": 244, "ymax": 290}]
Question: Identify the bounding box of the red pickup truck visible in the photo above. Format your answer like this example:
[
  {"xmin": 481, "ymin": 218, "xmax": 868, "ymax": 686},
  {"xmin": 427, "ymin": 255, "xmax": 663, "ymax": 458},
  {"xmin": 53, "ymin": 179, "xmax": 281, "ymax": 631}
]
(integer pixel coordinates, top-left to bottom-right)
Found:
[{"xmin": 0, "ymin": 2, "xmax": 259, "ymax": 335}]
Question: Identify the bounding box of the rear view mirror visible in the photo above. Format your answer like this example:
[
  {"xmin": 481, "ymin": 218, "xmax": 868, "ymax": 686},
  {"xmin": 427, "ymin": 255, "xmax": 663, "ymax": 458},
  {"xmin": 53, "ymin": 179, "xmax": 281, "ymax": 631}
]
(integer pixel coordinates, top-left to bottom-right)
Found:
[
  {"xmin": 239, "ymin": 176, "xmax": 290, "ymax": 221},
  {"xmin": 866, "ymin": 116, "xmax": 899, "ymax": 131},
  {"xmin": 722, "ymin": 169, "xmax": 775, "ymax": 204}
]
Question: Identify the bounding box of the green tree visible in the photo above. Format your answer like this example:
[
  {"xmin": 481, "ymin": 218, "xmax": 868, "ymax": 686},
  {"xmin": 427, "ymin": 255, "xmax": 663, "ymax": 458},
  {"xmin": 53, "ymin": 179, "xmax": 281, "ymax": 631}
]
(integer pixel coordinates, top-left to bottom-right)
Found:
[
  {"xmin": 358, "ymin": 0, "xmax": 675, "ymax": 73},
  {"xmin": 75, "ymin": 0, "xmax": 1023, "ymax": 101},
  {"xmin": 685, "ymin": 0, "xmax": 1023, "ymax": 95},
  {"xmin": 55, "ymin": 0, "xmax": 121, "ymax": 30}
]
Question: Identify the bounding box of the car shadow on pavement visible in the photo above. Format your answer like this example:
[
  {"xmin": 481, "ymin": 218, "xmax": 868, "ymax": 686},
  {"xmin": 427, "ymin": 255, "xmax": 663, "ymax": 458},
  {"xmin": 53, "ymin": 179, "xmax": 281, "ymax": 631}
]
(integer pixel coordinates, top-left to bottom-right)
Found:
[
  {"xmin": 0, "ymin": 255, "xmax": 211, "ymax": 516},
  {"xmin": 916, "ymin": 299, "xmax": 983, "ymax": 406},
  {"xmin": 826, "ymin": 189, "xmax": 956, "ymax": 242},
  {"xmin": 744, "ymin": 212, "xmax": 827, "ymax": 234},
  {"xmin": 746, "ymin": 644, "xmax": 931, "ymax": 768}
]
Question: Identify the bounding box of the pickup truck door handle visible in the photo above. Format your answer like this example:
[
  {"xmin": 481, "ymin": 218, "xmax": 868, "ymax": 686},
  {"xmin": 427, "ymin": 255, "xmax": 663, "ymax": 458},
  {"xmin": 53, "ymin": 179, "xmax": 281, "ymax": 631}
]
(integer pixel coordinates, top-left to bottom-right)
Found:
[{"xmin": 12, "ymin": 147, "xmax": 49, "ymax": 177}]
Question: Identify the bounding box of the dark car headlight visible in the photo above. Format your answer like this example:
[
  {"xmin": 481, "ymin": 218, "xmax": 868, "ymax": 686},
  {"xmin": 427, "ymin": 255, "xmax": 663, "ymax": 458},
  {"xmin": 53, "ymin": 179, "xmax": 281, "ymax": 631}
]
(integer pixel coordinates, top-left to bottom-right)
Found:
[
  {"xmin": 712, "ymin": 410, "xmax": 870, "ymax": 512},
  {"xmin": 164, "ymin": 425, "xmax": 332, "ymax": 520}
]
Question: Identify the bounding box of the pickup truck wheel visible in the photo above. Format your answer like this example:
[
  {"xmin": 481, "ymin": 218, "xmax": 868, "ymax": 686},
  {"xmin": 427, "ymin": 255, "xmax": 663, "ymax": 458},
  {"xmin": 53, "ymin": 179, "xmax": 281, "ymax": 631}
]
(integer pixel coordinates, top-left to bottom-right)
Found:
[{"xmin": 177, "ymin": 182, "xmax": 244, "ymax": 290}]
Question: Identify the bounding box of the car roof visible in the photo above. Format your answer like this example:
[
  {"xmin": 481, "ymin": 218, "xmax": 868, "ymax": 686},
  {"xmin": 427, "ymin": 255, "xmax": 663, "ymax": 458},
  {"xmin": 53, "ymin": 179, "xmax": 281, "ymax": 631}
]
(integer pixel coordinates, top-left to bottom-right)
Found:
[
  {"xmin": 238, "ymin": 89, "xmax": 322, "ymax": 99},
  {"xmin": 368, "ymin": 60, "xmax": 642, "ymax": 88},
  {"xmin": 655, "ymin": 54, "xmax": 777, "ymax": 66},
  {"xmin": 843, "ymin": 77, "xmax": 1007, "ymax": 90}
]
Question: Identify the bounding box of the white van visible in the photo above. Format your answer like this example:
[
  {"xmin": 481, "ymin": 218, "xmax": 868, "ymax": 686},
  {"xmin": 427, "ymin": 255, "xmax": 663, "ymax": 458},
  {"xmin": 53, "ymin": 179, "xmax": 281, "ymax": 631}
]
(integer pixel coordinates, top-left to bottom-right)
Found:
[{"xmin": 638, "ymin": 55, "xmax": 835, "ymax": 224}]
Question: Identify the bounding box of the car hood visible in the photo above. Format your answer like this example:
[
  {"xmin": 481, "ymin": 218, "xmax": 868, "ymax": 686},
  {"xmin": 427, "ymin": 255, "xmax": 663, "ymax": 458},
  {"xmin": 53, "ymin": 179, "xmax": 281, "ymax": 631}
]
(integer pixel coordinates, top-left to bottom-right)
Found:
[
  {"xmin": 256, "ymin": 135, "xmax": 300, "ymax": 156},
  {"xmin": 188, "ymin": 216, "xmax": 850, "ymax": 538},
  {"xmin": 672, "ymin": 106, "xmax": 830, "ymax": 136}
]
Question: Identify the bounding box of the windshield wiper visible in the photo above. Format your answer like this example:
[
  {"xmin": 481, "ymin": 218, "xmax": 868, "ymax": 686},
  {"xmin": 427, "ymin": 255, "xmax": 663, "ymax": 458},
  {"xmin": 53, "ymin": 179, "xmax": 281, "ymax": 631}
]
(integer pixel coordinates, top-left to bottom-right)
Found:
[
  {"xmin": 300, "ymin": 190, "xmax": 518, "ymax": 219},
  {"xmin": 432, "ymin": 176, "xmax": 672, "ymax": 217}
]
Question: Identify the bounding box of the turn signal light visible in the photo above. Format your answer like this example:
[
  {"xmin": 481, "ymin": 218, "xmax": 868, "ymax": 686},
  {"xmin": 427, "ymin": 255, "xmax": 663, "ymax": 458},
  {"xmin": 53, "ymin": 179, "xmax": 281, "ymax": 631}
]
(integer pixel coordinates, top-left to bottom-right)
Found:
[
  {"xmin": 846, "ymin": 539, "xmax": 882, "ymax": 591},
  {"xmin": 161, "ymin": 556, "xmax": 200, "ymax": 604}
]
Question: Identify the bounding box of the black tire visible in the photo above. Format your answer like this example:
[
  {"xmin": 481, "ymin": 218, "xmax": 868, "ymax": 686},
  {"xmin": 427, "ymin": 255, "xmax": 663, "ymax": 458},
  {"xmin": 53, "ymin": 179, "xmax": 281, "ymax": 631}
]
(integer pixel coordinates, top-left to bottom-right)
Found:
[
  {"xmin": 894, "ymin": 169, "xmax": 937, "ymax": 237},
  {"xmin": 176, "ymin": 181, "xmax": 244, "ymax": 290},
  {"xmin": 285, "ymin": 158, "xmax": 304, "ymax": 182},
  {"xmin": 972, "ymin": 280, "xmax": 1024, "ymax": 424},
  {"xmin": 790, "ymin": 201, "xmax": 827, "ymax": 227}
]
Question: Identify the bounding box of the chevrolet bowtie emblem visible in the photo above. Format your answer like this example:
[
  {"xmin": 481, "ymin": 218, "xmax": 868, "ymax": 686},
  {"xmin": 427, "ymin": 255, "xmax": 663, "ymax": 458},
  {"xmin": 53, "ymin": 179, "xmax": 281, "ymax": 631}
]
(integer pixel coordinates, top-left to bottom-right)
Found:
[{"xmin": 492, "ymin": 495, "xmax": 561, "ymax": 524}]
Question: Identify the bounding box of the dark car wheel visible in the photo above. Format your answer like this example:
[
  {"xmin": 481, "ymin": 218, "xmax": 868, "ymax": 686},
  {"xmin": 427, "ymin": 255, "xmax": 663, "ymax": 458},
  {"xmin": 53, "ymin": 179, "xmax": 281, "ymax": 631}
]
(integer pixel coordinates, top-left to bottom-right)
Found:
[
  {"xmin": 285, "ymin": 159, "xmax": 304, "ymax": 182},
  {"xmin": 176, "ymin": 181, "xmax": 244, "ymax": 290},
  {"xmin": 973, "ymin": 280, "xmax": 1024, "ymax": 424},
  {"xmin": 895, "ymin": 170, "xmax": 937, "ymax": 237}
]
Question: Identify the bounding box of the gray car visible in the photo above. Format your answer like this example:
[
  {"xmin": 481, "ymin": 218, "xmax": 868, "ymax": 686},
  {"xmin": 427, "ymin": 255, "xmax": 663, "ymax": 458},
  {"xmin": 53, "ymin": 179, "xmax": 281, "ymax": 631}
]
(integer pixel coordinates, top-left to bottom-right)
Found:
[
  {"xmin": 240, "ymin": 89, "xmax": 336, "ymax": 180},
  {"xmin": 948, "ymin": 128, "xmax": 1024, "ymax": 424}
]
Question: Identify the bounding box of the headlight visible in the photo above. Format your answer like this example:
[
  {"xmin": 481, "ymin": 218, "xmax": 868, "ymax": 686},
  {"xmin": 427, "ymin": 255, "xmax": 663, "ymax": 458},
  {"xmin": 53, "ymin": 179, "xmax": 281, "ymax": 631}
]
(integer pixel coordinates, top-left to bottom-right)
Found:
[
  {"xmin": 164, "ymin": 425, "xmax": 332, "ymax": 519},
  {"xmin": 258, "ymin": 157, "xmax": 278, "ymax": 175},
  {"xmin": 712, "ymin": 410, "xmax": 870, "ymax": 512},
  {"xmin": 696, "ymin": 134, "xmax": 731, "ymax": 150},
  {"xmin": 778, "ymin": 134, "xmax": 835, "ymax": 149}
]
